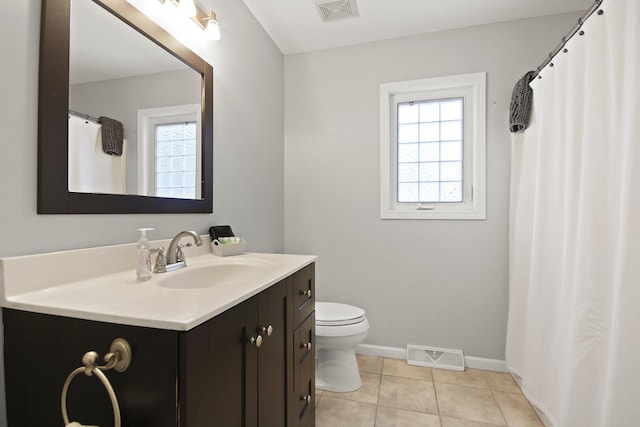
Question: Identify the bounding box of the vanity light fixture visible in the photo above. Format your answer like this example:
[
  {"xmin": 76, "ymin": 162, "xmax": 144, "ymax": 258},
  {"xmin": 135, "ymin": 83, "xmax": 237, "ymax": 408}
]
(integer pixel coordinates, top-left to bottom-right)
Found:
[
  {"xmin": 154, "ymin": 0, "xmax": 221, "ymax": 40},
  {"xmin": 177, "ymin": 0, "xmax": 197, "ymax": 17},
  {"xmin": 204, "ymin": 12, "xmax": 221, "ymax": 40}
]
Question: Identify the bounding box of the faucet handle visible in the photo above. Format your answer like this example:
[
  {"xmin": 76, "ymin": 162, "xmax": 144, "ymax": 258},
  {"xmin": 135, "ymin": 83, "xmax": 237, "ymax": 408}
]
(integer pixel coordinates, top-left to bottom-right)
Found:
[
  {"xmin": 176, "ymin": 242, "xmax": 195, "ymax": 263},
  {"xmin": 176, "ymin": 244, "xmax": 186, "ymax": 263},
  {"xmin": 151, "ymin": 247, "xmax": 167, "ymax": 273}
]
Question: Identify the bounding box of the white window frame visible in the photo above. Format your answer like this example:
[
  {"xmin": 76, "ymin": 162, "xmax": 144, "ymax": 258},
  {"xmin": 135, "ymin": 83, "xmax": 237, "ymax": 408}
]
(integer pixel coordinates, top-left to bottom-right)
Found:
[
  {"xmin": 137, "ymin": 104, "xmax": 201, "ymax": 198},
  {"xmin": 380, "ymin": 72, "xmax": 486, "ymax": 220}
]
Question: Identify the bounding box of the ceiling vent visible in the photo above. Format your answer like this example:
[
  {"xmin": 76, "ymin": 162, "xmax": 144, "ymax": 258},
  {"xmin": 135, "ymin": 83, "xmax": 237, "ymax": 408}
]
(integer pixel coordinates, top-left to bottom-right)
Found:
[{"xmin": 315, "ymin": 0, "xmax": 359, "ymax": 22}]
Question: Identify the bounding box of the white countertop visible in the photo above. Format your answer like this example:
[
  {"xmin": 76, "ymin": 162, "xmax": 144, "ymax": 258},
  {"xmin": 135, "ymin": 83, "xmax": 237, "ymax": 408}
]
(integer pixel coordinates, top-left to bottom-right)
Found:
[{"xmin": 0, "ymin": 238, "xmax": 316, "ymax": 331}]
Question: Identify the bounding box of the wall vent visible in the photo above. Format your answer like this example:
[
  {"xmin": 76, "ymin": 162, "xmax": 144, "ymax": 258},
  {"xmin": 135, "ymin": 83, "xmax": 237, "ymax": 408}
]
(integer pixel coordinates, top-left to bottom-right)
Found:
[{"xmin": 315, "ymin": 0, "xmax": 359, "ymax": 22}]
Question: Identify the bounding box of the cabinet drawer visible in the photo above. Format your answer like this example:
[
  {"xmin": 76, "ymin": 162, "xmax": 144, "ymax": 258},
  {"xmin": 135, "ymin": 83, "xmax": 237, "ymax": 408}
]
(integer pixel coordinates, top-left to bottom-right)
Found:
[
  {"xmin": 293, "ymin": 263, "xmax": 315, "ymax": 327},
  {"xmin": 293, "ymin": 312, "xmax": 315, "ymax": 427}
]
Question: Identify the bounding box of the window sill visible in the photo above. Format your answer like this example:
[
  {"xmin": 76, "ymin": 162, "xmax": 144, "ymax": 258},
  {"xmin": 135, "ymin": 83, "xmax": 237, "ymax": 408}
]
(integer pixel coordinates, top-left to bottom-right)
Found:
[{"xmin": 380, "ymin": 205, "xmax": 486, "ymax": 220}]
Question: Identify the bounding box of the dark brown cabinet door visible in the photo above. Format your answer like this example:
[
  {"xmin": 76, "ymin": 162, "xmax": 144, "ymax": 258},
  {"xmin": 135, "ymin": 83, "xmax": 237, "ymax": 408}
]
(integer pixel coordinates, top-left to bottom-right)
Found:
[
  {"xmin": 256, "ymin": 277, "xmax": 291, "ymax": 427},
  {"xmin": 3, "ymin": 309, "xmax": 178, "ymax": 427},
  {"xmin": 179, "ymin": 297, "xmax": 257, "ymax": 426},
  {"xmin": 180, "ymin": 278, "xmax": 291, "ymax": 427}
]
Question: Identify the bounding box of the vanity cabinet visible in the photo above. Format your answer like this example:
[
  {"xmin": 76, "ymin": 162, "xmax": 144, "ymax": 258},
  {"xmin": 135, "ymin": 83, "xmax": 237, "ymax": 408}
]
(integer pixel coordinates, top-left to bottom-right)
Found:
[{"xmin": 3, "ymin": 263, "xmax": 315, "ymax": 427}]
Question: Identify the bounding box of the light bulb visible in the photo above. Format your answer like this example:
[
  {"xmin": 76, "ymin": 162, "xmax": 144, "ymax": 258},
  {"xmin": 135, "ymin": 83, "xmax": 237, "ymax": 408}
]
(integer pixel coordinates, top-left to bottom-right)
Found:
[
  {"xmin": 178, "ymin": 0, "xmax": 197, "ymax": 17},
  {"xmin": 205, "ymin": 12, "xmax": 220, "ymax": 40}
]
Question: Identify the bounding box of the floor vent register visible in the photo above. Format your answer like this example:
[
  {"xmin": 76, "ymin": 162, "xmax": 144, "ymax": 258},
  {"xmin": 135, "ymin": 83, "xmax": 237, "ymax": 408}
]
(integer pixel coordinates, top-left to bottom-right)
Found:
[{"xmin": 407, "ymin": 345, "xmax": 465, "ymax": 371}]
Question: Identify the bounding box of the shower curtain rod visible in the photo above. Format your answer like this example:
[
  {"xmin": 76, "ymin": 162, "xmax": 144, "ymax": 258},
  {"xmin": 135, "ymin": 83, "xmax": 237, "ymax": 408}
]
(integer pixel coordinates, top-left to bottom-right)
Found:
[
  {"xmin": 533, "ymin": 0, "xmax": 604, "ymax": 79},
  {"xmin": 68, "ymin": 109, "xmax": 100, "ymax": 123}
]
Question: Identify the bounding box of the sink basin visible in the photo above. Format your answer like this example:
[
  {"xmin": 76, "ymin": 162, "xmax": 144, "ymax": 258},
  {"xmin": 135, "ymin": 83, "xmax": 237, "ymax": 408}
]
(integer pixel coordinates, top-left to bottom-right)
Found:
[{"xmin": 158, "ymin": 258, "xmax": 273, "ymax": 289}]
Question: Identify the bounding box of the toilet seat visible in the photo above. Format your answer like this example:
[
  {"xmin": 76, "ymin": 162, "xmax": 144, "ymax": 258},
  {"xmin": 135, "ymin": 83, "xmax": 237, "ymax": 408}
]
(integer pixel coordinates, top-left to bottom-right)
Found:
[{"xmin": 316, "ymin": 302, "xmax": 366, "ymax": 326}]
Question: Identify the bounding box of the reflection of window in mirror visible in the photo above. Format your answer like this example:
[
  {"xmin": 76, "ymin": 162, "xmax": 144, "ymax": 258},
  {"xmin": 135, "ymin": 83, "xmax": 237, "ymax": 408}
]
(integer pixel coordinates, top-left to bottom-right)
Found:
[
  {"xmin": 155, "ymin": 121, "xmax": 197, "ymax": 198},
  {"xmin": 137, "ymin": 105, "xmax": 202, "ymax": 199}
]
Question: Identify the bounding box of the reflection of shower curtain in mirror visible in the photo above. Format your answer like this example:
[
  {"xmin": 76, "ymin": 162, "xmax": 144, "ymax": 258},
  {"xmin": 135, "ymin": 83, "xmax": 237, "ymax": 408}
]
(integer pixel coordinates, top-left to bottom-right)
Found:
[{"xmin": 68, "ymin": 115, "xmax": 126, "ymax": 194}]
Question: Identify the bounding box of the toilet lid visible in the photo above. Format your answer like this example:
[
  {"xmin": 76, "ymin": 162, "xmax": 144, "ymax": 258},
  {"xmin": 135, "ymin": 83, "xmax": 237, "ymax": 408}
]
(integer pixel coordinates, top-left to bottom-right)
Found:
[{"xmin": 316, "ymin": 302, "xmax": 366, "ymax": 326}]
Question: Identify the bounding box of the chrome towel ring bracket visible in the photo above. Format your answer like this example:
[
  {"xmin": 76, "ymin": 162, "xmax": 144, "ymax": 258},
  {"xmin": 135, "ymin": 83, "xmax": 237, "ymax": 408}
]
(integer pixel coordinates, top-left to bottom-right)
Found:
[
  {"xmin": 103, "ymin": 338, "xmax": 132, "ymax": 372},
  {"xmin": 61, "ymin": 338, "xmax": 133, "ymax": 427}
]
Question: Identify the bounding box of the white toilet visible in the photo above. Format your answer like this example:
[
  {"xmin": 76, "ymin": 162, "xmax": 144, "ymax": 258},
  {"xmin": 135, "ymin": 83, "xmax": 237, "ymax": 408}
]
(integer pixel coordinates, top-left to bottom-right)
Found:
[{"xmin": 315, "ymin": 302, "xmax": 370, "ymax": 392}]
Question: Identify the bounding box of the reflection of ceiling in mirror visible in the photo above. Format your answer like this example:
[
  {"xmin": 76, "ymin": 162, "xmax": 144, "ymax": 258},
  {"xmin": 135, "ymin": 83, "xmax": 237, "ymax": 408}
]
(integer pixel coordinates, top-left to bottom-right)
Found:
[{"xmin": 69, "ymin": 0, "xmax": 190, "ymax": 85}]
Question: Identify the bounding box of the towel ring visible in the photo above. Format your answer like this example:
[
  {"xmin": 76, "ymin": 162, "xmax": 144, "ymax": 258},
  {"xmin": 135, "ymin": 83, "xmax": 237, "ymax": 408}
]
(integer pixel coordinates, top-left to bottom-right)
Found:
[
  {"xmin": 61, "ymin": 338, "xmax": 132, "ymax": 427},
  {"xmin": 61, "ymin": 364, "xmax": 120, "ymax": 427}
]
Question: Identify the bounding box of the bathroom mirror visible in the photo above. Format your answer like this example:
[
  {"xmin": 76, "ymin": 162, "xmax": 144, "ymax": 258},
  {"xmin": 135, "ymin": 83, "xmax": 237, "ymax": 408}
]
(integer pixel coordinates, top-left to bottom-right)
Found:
[{"xmin": 38, "ymin": 0, "xmax": 213, "ymax": 213}]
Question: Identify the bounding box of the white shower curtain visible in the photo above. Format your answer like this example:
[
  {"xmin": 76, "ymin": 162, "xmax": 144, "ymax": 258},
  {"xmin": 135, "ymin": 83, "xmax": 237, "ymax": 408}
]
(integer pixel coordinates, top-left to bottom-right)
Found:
[
  {"xmin": 506, "ymin": 0, "xmax": 640, "ymax": 425},
  {"xmin": 68, "ymin": 115, "xmax": 127, "ymax": 194}
]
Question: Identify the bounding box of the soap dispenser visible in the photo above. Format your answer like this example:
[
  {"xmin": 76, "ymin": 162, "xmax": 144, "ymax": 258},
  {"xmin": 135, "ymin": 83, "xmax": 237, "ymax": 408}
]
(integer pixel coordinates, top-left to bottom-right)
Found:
[{"xmin": 136, "ymin": 228, "xmax": 154, "ymax": 281}]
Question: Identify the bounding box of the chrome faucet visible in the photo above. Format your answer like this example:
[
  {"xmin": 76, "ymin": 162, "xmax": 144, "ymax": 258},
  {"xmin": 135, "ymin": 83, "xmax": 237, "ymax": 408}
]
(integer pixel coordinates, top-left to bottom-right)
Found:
[{"xmin": 166, "ymin": 231, "xmax": 203, "ymax": 270}]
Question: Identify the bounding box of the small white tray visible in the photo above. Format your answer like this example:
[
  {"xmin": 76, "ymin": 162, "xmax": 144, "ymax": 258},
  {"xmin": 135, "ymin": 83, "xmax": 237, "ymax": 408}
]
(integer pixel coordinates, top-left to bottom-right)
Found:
[{"xmin": 211, "ymin": 238, "xmax": 247, "ymax": 256}]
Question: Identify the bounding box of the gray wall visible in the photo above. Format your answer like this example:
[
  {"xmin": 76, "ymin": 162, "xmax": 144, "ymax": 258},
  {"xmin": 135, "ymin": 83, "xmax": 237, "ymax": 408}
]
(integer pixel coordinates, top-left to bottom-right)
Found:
[
  {"xmin": 283, "ymin": 13, "xmax": 580, "ymax": 360},
  {"xmin": 1, "ymin": 0, "xmax": 284, "ymax": 422}
]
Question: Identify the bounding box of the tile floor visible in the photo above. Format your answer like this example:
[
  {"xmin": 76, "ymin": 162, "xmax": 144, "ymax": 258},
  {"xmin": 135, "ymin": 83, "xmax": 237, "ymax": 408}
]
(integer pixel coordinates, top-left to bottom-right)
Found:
[{"xmin": 315, "ymin": 355, "xmax": 543, "ymax": 427}]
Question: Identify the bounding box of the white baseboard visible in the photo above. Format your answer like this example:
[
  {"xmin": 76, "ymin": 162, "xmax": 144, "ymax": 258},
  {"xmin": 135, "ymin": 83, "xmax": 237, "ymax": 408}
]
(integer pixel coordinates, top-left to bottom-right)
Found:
[
  {"xmin": 464, "ymin": 356, "xmax": 509, "ymax": 372},
  {"xmin": 357, "ymin": 344, "xmax": 508, "ymax": 372},
  {"xmin": 356, "ymin": 344, "xmax": 406, "ymax": 359}
]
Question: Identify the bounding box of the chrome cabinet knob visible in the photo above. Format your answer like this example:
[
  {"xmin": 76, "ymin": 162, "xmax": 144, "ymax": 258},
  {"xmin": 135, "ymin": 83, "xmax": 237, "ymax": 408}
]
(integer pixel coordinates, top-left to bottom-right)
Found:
[
  {"xmin": 301, "ymin": 394, "xmax": 312, "ymax": 404},
  {"xmin": 249, "ymin": 335, "xmax": 263, "ymax": 348},
  {"xmin": 301, "ymin": 341, "xmax": 312, "ymax": 351},
  {"xmin": 261, "ymin": 325, "xmax": 274, "ymax": 336},
  {"xmin": 300, "ymin": 289, "xmax": 312, "ymax": 298}
]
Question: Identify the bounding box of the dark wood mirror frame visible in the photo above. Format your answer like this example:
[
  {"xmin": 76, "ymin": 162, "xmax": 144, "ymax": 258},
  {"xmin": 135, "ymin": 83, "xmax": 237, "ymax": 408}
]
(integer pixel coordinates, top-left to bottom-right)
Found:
[{"xmin": 38, "ymin": 0, "xmax": 213, "ymax": 214}]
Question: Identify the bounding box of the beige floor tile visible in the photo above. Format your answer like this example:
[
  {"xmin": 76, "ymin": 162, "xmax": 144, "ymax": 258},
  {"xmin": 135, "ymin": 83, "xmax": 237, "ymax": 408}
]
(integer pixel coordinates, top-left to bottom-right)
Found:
[
  {"xmin": 484, "ymin": 371, "xmax": 521, "ymax": 394},
  {"xmin": 432, "ymin": 368, "xmax": 489, "ymax": 389},
  {"xmin": 316, "ymin": 396, "xmax": 376, "ymax": 427},
  {"xmin": 383, "ymin": 358, "xmax": 433, "ymax": 381},
  {"xmin": 378, "ymin": 375, "xmax": 438, "ymax": 415},
  {"xmin": 324, "ymin": 371, "xmax": 381, "ymax": 404},
  {"xmin": 441, "ymin": 417, "xmax": 506, "ymax": 427},
  {"xmin": 320, "ymin": 360, "xmax": 543, "ymax": 427},
  {"xmin": 492, "ymin": 390, "xmax": 544, "ymax": 427},
  {"xmin": 375, "ymin": 406, "xmax": 441, "ymax": 427},
  {"xmin": 435, "ymin": 383, "xmax": 506, "ymax": 425},
  {"xmin": 358, "ymin": 354, "xmax": 384, "ymax": 374}
]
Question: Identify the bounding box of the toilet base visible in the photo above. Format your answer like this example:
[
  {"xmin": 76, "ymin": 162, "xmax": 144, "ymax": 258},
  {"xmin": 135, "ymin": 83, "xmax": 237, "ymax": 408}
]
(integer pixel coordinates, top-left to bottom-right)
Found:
[{"xmin": 315, "ymin": 349, "xmax": 362, "ymax": 392}]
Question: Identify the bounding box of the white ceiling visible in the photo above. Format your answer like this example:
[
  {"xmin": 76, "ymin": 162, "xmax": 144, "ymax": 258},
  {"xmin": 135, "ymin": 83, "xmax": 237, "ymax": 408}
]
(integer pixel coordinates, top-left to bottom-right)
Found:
[
  {"xmin": 240, "ymin": 0, "xmax": 594, "ymax": 55},
  {"xmin": 70, "ymin": 0, "xmax": 189, "ymax": 85}
]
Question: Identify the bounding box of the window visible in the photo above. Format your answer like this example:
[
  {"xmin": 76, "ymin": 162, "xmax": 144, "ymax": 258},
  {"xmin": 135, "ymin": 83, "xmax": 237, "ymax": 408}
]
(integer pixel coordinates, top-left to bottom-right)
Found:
[
  {"xmin": 397, "ymin": 98, "xmax": 464, "ymax": 203},
  {"xmin": 154, "ymin": 121, "xmax": 198, "ymax": 198},
  {"xmin": 137, "ymin": 104, "xmax": 201, "ymax": 199},
  {"xmin": 380, "ymin": 73, "xmax": 486, "ymax": 219}
]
